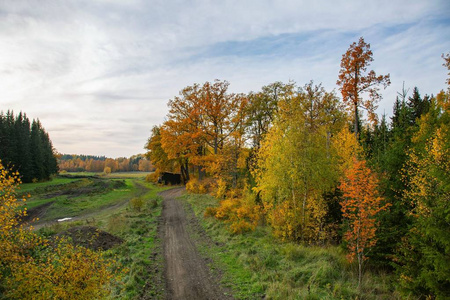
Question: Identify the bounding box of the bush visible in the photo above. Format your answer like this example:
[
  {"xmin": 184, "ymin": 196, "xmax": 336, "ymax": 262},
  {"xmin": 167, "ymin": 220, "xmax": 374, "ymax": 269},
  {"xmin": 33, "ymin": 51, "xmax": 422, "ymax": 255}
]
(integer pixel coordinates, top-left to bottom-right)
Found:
[
  {"xmin": 103, "ymin": 167, "xmax": 111, "ymax": 175},
  {"xmin": 212, "ymin": 196, "xmax": 261, "ymax": 234},
  {"xmin": 146, "ymin": 172, "xmax": 158, "ymax": 183},
  {"xmin": 186, "ymin": 178, "xmax": 213, "ymax": 194},
  {"xmin": 130, "ymin": 197, "xmax": 144, "ymax": 212}
]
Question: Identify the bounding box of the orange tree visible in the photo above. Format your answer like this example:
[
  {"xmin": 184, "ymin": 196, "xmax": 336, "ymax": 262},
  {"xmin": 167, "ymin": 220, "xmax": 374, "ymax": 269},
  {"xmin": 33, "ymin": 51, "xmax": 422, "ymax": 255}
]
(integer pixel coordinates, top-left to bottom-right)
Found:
[
  {"xmin": 337, "ymin": 37, "xmax": 390, "ymax": 135},
  {"xmin": 339, "ymin": 157, "xmax": 390, "ymax": 287}
]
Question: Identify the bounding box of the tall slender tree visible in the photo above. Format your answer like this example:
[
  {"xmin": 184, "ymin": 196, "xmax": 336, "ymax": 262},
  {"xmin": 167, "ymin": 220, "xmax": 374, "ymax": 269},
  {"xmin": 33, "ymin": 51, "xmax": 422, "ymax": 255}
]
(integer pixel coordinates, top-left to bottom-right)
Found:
[{"xmin": 337, "ymin": 37, "xmax": 390, "ymax": 135}]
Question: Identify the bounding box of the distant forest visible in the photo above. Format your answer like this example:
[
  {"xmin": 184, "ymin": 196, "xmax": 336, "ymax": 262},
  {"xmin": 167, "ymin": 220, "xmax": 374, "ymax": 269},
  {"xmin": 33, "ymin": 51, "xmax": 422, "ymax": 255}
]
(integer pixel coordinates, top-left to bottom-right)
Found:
[
  {"xmin": 59, "ymin": 154, "xmax": 154, "ymax": 173},
  {"xmin": 0, "ymin": 111, "xmax": 58, "ymax": 183}
]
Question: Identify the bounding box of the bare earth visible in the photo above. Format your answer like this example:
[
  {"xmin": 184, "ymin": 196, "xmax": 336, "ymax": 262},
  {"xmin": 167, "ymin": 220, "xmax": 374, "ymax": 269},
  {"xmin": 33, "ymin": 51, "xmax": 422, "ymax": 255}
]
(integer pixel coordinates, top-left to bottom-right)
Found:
[{"xmin": 160, "ymin": 187, "xmax": 232, "ymax": 300}]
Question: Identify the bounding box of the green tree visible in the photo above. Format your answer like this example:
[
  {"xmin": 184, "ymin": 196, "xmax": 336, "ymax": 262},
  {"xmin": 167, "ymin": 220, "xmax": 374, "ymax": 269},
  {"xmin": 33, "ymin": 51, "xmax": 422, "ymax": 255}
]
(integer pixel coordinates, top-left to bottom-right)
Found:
[{"xmin": 396, "ymin": 92, "xmax": 450, "ymax": 298}]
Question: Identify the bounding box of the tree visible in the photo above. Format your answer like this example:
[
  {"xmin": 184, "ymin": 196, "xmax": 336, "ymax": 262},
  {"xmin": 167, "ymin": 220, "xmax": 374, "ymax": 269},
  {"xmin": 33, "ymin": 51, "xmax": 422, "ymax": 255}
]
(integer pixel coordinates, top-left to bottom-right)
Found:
[
  {"xmin": 339, "ymin": 157, "xmax": 390, "ymax": 287},
  {"xmin": 337, "ymin": 37, "xmax": 390, "ymax": 135},
  {"xmin": 254, "ymin": 82, "xmax": 344, "ymax": 242},
  {"xmin": 396, "ymin": 91, "xmax": 450, "ymax": 298},
  {"xmin": 443, "ymin": 52, "xmax": 450, "ymax": 89},
  {"xmin": 145, "ymin": 126, "xmax": 178, "ymax": 176},
  {"xmin": 158, "ymin": 80, "xmax": 248, "ymax": 185},
  {"xmin": 247, "ymin": 81, "xmax": 294, "ymax": 149}
]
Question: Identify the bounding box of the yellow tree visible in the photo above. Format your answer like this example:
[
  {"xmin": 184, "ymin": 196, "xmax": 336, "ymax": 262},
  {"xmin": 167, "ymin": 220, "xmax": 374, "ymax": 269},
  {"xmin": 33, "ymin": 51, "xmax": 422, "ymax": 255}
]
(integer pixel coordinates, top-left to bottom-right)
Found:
[
  {"xmin": 145, "ymin": 125, "xmax": 182, "ymax": 179},
  {"xmin": 254, "ymin": 82, "xmax": 344, "ymax": 242},
  {"xmin": 337, "ymin": 37, "xmax": 390, "ymax": 135}
]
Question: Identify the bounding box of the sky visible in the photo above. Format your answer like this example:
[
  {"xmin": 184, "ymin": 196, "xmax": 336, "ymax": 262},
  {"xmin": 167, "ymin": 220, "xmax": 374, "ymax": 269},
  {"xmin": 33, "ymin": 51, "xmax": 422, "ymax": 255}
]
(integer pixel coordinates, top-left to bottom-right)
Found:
[{"xmin": 0, "ymin": 0, "xmax": 449, "ymax": 158}]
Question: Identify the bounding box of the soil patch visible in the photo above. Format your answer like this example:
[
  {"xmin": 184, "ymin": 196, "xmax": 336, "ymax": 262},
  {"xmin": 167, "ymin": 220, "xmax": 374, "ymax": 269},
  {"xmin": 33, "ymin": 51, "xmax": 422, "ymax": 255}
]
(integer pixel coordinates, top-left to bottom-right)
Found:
[
  {"xmin": 20, "ymin": 201, "xmax": 54, "ymax": 224},
  {"xmin": 55, "ymin": 226, "xmax": 123, "ymax": 251},
  {"xmin": 159, "ymin": 187, "xmax": 233, "ymax": 300}
]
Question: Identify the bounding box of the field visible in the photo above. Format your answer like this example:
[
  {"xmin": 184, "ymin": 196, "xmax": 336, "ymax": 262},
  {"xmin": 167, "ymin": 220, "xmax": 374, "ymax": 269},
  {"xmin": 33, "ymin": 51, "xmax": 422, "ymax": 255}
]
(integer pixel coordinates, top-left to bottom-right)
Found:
[{"xmin": 19, "ymin": 172, "xmax": 168, "ymax": 299}]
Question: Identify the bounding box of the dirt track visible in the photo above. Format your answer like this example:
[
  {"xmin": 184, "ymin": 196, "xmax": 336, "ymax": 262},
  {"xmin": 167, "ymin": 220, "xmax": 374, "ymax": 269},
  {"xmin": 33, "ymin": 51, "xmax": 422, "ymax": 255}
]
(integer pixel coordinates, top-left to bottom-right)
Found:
[{"xmin": 160, "ymin": 188, "xmax": 232, "ymax": 300}]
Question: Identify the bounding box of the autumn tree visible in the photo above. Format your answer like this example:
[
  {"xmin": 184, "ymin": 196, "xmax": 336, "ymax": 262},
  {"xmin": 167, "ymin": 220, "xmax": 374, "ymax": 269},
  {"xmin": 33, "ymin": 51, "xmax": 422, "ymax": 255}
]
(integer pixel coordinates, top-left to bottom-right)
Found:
[
  {"xmin": 337, "ymin": 37, "xmax": 390, "ymax": 135},
  {"xmin": 247, "ymin": 81, "xmax": 294, "ymax": 149},
  {"xmin": 254, "ymin": 82, "xmax": 344, "ymax": 242},
  {"xmin": 339, "ymin": 157, "xmax": 390, "ymax": 287},
  {"xmin": 157, "ymin": 80, "xmax": 248, "ymax": 185}
]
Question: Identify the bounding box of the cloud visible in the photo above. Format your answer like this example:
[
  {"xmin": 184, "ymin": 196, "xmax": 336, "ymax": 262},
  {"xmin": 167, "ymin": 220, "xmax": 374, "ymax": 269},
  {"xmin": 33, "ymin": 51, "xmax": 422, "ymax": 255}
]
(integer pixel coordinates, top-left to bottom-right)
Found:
[{"xmin": 0, "ymin": 0, "xmax": 449, "ymax": 157}]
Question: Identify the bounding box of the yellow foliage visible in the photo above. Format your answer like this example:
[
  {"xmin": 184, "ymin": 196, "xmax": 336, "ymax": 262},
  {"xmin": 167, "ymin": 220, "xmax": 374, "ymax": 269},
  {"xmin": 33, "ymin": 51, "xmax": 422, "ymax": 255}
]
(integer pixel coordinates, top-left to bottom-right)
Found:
[
  {"xmin": 209, "ymin": 190, "xmax": 262, "ymax": 234},
  {"xmin": 6, "ymin": 238, "xmax": 120, "ymax": 299},
  {"xmin": 332, "ymin": 127, "xmax": 364, "ymax": 174},
  {"xmin": 186, "ymin": 178, "xmax": 212, "ymax": 194},
  {"xmin": 0, "ymin": 161, "xmax": 123, "ymax": 298},
  {"xmin": 213, "ymin": 178, "xmax": 227, "ymax": 199}
]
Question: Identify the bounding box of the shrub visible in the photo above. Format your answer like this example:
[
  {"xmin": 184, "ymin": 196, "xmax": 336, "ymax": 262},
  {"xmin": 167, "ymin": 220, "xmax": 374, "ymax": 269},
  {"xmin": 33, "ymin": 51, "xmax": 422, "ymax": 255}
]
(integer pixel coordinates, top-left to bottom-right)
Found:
[
  {"xmin": 212, "ymin": 196, "xmax": 261, "ymax": 234},
  {"xmin": 130, "ymin": 197, "xmax": 144, "ymax": 212},
  {"xmin": 103, "ymin": 167, "xmax": 111, "ymax": 175},
  {"xmin": 186, "ymin": 178, "xmax": 212, "ymax": 194}
]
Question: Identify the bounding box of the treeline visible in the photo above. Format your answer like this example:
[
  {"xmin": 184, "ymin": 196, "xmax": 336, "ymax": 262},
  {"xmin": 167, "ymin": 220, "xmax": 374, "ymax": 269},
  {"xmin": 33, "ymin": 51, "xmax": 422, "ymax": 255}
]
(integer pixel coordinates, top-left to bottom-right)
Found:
[
  {"xmin": 0, "ymin": 111, "xmax": 58, "ymax": 183},
  {"xmin": 146, "ymin": 38, "xmax": 449, "ymax": 298},
  {"xmin": 59, "ymin": 154, "xmax": 154, "ymax": 173}
]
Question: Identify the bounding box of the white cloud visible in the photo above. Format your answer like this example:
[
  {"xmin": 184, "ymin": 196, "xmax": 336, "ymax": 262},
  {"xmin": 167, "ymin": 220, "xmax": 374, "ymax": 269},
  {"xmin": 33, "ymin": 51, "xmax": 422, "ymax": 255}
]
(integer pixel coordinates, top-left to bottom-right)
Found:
[{"xmin": 0, "ymin": 0, "xmax": 448, "ymax": 157}]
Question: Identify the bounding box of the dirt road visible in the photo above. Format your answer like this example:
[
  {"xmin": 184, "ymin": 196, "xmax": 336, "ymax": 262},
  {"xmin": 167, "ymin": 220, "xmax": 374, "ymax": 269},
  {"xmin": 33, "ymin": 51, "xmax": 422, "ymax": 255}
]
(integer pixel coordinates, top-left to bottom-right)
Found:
[{"xmin": 160, "ymin": 188, "xmax": 232, "ymax": 300}]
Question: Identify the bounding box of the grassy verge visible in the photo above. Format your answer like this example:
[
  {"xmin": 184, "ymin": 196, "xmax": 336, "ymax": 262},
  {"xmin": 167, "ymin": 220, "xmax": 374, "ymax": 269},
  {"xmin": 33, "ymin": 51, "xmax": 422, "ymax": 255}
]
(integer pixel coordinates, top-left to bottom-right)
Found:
[
  {"xmin": 105, "ymin": 180, "xmax": 167, "ymax": 299},
  {"xmin": 184, "ymin": 193, "xmax": 400, "ymax": 300}
]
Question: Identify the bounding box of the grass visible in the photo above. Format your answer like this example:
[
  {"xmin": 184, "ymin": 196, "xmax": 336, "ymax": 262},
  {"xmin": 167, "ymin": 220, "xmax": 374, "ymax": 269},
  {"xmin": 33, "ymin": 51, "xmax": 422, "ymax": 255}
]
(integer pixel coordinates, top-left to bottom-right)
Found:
[
  {"xmin": 22, "ymin": 177, "xmax": 136, "ymax": 221},
  {"xmin": 27, "ymin": 174, "xmax": 168, "ymax": 299},
  {"xmin": 183, "ymin": 193, "xmax": 401, "ymax": 300},
  {"xmin": 61, "ymin": 171, "xmax": 152, "ymax": 179},
  {"xmin": 18, "ymin": 177, "xmax": 81, "ymax": 193}
]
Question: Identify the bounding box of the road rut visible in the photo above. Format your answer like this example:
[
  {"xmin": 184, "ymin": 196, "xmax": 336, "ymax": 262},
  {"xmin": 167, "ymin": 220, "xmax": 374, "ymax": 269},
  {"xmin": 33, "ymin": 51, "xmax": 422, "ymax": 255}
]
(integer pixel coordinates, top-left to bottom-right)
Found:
[{"xmin": 160, "ymin": 188, "xmax": 231, "ymax": 300}]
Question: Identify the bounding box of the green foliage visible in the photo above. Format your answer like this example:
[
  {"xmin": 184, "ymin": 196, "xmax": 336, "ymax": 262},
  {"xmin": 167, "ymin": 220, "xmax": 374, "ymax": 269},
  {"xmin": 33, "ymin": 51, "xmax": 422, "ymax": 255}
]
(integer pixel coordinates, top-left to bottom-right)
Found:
[
  {"xmin": 395, "ymin": 93, "xmax": 450, "ymax": 298},
  {"xmin": 0, "ymin": 111, "xmax": 58, "ymax": 183}
]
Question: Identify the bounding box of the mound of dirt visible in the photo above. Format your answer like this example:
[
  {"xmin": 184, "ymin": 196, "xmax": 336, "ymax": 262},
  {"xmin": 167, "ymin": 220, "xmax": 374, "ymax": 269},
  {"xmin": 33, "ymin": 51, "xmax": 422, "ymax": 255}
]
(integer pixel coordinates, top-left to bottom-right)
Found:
[{"xmin": 55, "ymin": 226, "xmax": 123, "ymax": 251}]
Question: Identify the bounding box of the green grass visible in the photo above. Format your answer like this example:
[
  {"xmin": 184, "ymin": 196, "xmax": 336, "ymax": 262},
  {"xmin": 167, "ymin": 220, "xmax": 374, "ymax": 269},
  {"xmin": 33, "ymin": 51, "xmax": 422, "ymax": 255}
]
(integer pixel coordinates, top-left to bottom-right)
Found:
[
  {"xmin": 183, "ymin": 193, "xmax": 401, "ymax": 300},
  {"xmin": 61, "ymin": 171, "xmax": 152, "ymax": 179},
  {"xmin": 28, "ymin": 175, "xmax": 168, "ymax": 299},
  {"xmin": 23, "ymin": 177, "xmax": 137, "ymax": 221},
  {"xmin": 19, "ymin": 177, "xmax": 81, "ymax": 193},
  {"xmin": 103, "ymin": 180, "xmax": 168, "ymax": 299},
  {"xmin": 104, "ymin": 172, "xmax": 152, "ymax": 179}
]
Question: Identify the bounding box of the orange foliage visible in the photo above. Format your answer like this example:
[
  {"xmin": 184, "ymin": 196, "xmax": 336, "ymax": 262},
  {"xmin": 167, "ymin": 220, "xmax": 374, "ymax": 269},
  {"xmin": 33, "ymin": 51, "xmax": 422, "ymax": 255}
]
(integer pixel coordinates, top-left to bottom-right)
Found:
[
  {"xmin": 339, "ymin": 158, "xmax": 390, "ymax": 285},
  {"xmin": 337, "ymin": 37, "xmax": 390, "ymax": 132}
]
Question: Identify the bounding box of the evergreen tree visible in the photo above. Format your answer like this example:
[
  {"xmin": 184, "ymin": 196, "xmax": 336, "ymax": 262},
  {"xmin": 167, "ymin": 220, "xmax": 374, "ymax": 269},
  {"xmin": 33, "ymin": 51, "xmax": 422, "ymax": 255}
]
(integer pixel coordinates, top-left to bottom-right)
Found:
[{"xmin": 14, "ymin": 113, "xmax": 32, "ymax": 183}]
